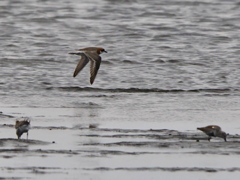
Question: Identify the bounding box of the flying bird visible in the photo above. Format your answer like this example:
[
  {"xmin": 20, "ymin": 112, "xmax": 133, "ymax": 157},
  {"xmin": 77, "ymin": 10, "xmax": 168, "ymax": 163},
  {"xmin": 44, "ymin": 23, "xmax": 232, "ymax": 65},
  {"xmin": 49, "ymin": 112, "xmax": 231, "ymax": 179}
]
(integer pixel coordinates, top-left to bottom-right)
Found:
[
  {"xmin": 69, "ymin": 47, "xmax": 107, "ymax": 84},
  {"xmin": 197, "ymin": 125, "xmax": 227, "ymax": 142}
]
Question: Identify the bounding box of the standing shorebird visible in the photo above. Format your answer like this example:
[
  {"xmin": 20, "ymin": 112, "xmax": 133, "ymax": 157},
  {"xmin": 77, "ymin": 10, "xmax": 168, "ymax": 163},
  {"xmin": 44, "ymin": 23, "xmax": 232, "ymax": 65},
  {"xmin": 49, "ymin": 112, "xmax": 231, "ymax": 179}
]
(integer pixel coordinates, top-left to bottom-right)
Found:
[
  {"xmin": 15, "ymin": 119, "xmax": 31, "ymax": 139},
  {"xmin": 69, "ymin": 47, "xmax": 107, "ymax": 84},
  {"xmin": 197, "ymin": 125, "xmax": 227, "ymax": 142}
]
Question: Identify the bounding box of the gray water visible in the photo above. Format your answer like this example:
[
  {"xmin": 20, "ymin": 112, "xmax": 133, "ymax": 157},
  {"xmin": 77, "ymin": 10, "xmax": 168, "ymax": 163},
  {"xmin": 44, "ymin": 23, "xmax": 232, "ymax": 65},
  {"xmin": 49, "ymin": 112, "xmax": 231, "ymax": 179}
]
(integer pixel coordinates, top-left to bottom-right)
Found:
[{"xmin": 1, "ymin": 0, "xmax": 240, "ymax": 179}]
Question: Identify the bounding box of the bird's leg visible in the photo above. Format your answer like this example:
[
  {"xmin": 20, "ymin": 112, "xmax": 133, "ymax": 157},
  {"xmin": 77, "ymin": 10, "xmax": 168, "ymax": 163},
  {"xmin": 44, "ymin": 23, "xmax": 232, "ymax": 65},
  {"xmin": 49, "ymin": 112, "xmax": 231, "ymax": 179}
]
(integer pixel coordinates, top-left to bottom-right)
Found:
[{"xmin": 208, "ymin": 137, "xmax": 211, "ymax": 142}]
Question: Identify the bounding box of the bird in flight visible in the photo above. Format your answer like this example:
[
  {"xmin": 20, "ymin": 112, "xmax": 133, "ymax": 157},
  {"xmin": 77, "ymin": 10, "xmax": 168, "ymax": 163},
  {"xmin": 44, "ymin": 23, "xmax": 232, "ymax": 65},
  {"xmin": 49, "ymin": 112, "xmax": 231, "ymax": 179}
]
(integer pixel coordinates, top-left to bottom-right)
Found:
[{"xmin": 69, "ymin": 47, "xmax": 107, "ymax": 84}]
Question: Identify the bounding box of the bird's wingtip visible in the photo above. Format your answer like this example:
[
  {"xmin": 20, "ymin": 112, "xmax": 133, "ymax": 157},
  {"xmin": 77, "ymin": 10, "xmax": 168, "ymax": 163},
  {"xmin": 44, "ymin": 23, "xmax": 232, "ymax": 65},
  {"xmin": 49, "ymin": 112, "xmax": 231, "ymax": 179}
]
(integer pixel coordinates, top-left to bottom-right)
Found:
[{"xmin": 90, "ymin": 78, "xmax": 94, "ymax": 85}]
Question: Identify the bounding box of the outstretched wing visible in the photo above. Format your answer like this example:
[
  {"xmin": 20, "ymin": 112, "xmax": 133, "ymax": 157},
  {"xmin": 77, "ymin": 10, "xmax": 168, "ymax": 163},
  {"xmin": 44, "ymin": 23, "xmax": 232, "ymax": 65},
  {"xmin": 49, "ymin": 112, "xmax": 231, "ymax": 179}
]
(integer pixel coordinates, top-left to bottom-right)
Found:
[
  {"xmin": 73, "ymin": 53, "xmax": 89, "ymax": 77},
  {"xmin": 85, "ymin": 52, "xmax": 102, "ymax": 84}
]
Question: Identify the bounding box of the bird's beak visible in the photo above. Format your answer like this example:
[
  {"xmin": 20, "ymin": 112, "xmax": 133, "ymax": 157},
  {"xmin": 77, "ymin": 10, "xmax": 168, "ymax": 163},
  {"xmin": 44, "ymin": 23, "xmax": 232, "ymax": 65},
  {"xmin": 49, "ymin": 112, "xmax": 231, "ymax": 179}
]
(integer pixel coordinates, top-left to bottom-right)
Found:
[{"xmin": 104, "ymin": 50, "xmax": 107, "ymax": 53}]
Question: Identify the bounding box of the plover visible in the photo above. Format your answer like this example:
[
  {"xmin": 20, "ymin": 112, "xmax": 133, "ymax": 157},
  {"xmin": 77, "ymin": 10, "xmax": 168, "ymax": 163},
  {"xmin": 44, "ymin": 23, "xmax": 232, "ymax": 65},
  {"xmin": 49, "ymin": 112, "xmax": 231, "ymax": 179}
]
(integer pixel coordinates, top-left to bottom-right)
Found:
[
  {"xmin": 15, "ymin": 119, "xmax": 31, "ymax": 139},
  {"xmin": 69, "ymin": 47, "xmax": 107, "ymax": 84},
  {"xmin": 197, "ymin": 125, "xmax": 227, "ymax": 142}
]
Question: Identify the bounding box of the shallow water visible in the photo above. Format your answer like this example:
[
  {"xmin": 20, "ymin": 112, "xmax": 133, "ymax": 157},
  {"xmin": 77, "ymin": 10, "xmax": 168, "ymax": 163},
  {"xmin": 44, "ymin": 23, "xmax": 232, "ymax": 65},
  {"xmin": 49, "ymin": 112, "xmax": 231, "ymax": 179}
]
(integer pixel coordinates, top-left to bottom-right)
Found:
[{"xmin": 1, "ymin": 0, "xmax": 240, "ymax": 179}]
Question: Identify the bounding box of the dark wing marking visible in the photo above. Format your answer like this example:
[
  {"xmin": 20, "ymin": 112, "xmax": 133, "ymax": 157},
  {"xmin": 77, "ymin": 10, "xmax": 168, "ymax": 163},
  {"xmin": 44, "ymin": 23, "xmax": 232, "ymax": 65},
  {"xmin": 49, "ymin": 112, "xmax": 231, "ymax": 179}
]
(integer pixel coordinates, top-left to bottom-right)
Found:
[
  {"xmin": 73, "ymin": 53, "xmax": 89, "ymax": 77},
  {"xmin": 85, "ymin": 52, "xmax": 102, "ymax": 84}
]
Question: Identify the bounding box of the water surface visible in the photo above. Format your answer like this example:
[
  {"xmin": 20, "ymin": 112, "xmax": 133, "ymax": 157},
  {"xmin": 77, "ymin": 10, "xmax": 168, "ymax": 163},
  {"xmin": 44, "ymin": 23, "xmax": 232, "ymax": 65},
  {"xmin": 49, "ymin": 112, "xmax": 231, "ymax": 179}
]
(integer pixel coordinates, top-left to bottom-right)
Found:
[{"xmin": 1, "ymin": 0, "xmax": 240, "ymax": 179}]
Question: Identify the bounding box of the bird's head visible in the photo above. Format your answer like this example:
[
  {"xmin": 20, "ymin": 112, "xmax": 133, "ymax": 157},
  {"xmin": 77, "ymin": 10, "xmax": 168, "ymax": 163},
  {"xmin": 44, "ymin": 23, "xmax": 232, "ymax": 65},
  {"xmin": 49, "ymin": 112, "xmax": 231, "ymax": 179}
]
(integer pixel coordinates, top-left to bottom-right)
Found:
[
  {"xmin": 97, "ymin": 48, "xmax": 107, "ymax": 54},
  {"xmin": 221, "ymin": 131, "xmax": 227, "ymax": 142}
]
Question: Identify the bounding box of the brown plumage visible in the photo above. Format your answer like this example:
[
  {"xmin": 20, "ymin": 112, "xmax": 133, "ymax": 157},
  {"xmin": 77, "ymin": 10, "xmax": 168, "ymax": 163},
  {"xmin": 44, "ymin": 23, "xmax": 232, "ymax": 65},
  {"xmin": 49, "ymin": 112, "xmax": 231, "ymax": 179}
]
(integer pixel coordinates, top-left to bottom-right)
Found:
[
  {"xmin": 69, "ymin": 47, "xmax": 107, "ymax": 84},
  {"xmin": 197, "ymin": 125, "xmax": 227, "ymax": 142},
  {"xmin": 15, "ymin": 119, "xmax": 30, "ymax": 139}
]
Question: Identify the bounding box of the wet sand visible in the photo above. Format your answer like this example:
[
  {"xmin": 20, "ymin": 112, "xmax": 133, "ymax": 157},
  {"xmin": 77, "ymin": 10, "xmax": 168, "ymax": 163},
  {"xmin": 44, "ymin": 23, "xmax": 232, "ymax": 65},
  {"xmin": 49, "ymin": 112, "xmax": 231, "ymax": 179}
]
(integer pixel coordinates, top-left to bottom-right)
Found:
[
  {"xmin": 1, "ymin": 0, "xmax": 240, "ymax": 179},
  {"xmin": 1, "ymin": 108, "xmax": 240, "ymax": 180}
]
